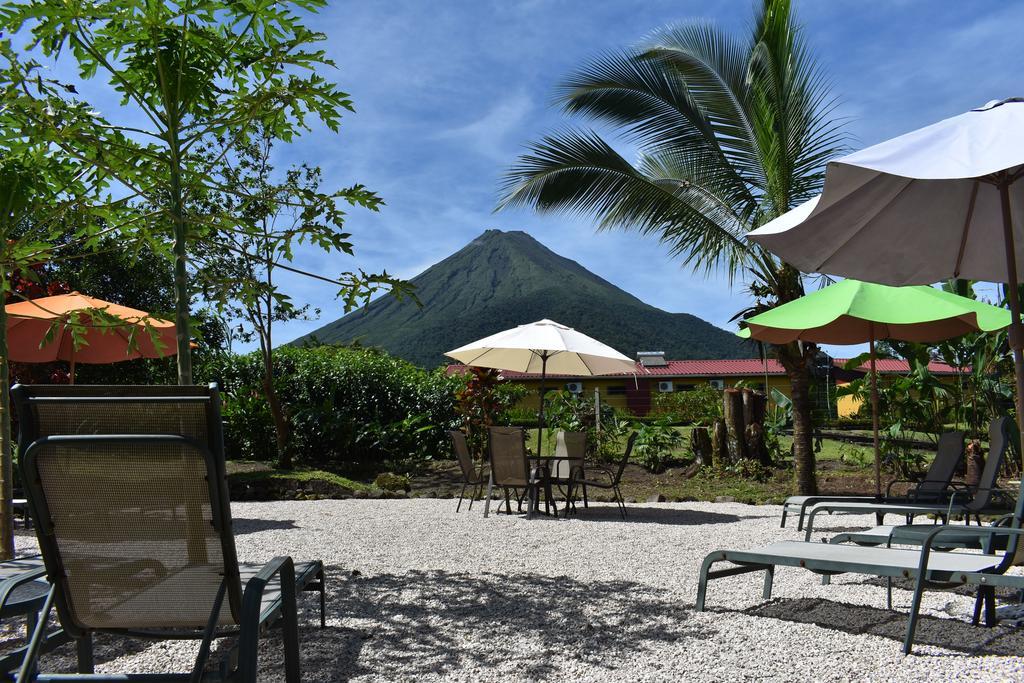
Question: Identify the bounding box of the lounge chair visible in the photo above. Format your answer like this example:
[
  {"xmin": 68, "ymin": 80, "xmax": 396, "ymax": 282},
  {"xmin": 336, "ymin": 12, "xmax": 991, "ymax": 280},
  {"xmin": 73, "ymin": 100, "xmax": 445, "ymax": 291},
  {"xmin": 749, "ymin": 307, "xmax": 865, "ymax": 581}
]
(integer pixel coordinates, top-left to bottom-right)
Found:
[
  {"xmin": 450, "ymin": 430, "xmax": 486, "ymax": 512},
  {"xmin": 697, "ymin": 475, "xmax": 1024, "ymax": 654},
  {"xmin": 567, "ymin": 433, "xmax": 637, "ymax": 519},
  {"xmin": 483, "ymin": 426, "xmax": 547, "ymax": 519},
  {"xmin": 779, "ymin": 430, "xmax": 965, "ymax": 529},
  {"xmin": 10, "ymin": 383, "xmax": 326, "ymax": 682},
  {"xmin": 800, "ymin": 418, "xmax": 1013, "ymax": 540}
]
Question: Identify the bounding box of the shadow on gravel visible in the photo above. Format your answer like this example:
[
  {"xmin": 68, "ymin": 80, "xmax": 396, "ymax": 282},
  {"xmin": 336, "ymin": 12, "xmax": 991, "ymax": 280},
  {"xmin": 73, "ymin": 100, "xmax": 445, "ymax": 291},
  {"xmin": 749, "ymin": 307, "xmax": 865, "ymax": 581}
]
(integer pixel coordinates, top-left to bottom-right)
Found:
[
  {"xmin": 231, "ymin": 518, "xmax": 299, "ymax": 535},
  {"xmin": 569, "ymin": 506, "xmax": 741, "ymax": 525},
  {"xmin": 260, "ymin": 569, "xmax": 706, "ymax": 681},
  {"xmin": 744, "ymin": 597, "xmax": 1024, "ymax": 655}
]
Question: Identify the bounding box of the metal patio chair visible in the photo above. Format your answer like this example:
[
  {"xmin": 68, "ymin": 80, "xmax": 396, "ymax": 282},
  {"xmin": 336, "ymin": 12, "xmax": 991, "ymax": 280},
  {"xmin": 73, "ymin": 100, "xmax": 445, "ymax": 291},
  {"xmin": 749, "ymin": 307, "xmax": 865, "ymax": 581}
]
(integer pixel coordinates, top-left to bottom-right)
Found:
[
  {"xmin": 567, "ymin": 432, "xmax": 637, "ymax": 519},
  {"xmin": 800, "ymin": 418, "xmax": 1013, "ymax": 540},
  {"xmin": 551, "ymin": 431, "xmax": 587, "ymax": 509},
  {"xmin": 779, "ymin": 429, "xmax": 966, "ymax": 529},
  {"xmin": 450, "ymin": 430, "xmax": 486, "ymax": 512},
  {"xmin": 483, "ymin": 426, "xmax": 546, "ymax": 519},
  {"xmin": 10, "ymin": 384, "xmax": 326, "ymax": 682}
]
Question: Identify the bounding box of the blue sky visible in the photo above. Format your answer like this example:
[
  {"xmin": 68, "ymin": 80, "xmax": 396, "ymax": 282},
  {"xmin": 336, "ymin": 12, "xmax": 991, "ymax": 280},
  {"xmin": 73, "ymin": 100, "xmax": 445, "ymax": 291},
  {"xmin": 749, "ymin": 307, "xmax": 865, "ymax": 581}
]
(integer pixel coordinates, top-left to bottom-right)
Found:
[
  {"xmin": 30, "ymin": 0, "xmax": 1024, "ymax": 357},
  {"xmin": 264, "ymin": 0, "xmax": 1022, "ymax": 357}
]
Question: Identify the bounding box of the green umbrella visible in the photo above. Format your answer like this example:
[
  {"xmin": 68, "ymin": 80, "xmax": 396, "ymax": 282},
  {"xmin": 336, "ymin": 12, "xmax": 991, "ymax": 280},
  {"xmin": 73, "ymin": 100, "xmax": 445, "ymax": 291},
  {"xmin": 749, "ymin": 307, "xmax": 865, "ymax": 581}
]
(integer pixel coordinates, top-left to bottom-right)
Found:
[{"xmin": 739, "ymin": 279, "xmax": 1011, "ymax": 493}]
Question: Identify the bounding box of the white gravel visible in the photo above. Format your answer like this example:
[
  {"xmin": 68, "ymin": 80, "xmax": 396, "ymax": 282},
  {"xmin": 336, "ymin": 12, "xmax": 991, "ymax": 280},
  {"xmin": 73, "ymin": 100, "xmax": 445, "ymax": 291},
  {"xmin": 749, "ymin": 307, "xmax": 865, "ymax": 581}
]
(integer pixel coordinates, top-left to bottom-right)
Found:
[{"xmin": 13, "ymin": 499, "xmax": 1024, "ymax": 681}]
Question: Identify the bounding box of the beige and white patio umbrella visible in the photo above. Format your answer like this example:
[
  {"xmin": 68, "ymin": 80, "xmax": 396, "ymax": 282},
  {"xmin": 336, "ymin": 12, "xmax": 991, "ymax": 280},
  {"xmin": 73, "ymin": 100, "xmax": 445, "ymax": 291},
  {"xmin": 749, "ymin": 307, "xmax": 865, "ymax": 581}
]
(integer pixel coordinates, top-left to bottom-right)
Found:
[
  {"xmin": 446, "ymin": 319, "xmax": 636, "ymax": 452},
  {"xmin": 747, "ymin": 97, "xmax": 1024, "ymax": 459}
]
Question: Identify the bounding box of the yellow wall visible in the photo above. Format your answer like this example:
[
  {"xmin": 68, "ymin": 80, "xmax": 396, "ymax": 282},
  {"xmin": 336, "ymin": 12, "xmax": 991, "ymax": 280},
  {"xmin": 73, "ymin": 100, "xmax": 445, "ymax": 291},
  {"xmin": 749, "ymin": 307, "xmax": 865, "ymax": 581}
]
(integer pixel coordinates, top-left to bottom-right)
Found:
[{"xmin": 834, "ymin": 375, "xmax": 961, "ymax": 418}]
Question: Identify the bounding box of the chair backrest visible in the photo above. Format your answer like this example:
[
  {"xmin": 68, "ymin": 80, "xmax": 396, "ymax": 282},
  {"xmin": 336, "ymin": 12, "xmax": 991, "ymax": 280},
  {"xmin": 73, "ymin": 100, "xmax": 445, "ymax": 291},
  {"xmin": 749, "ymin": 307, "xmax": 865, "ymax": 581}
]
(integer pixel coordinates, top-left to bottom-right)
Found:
[
  {"xmin": 610, "ymin": 432, "xmax": 639, "ymax": 485},
  {"xmin": 488, "ymin": 426, "xmax": 529, "ymax": 487},
  {"xmin": 965, "ymin": 416, "xmax": 1011, "ymax": 512},
  {"xmin": 913, "ymin": 430, "xmax": 965, "ymax": 499},
  {"xmin": 11, "ymin": 384, "xmax": 243, "ymax": 635},
  {"xmin": 552, "ymin": 431, "xmax": 586, "ymax": 480},
  {"xmin": 450, "ymin": 430, "xmax": 478, "ymax": 482}
]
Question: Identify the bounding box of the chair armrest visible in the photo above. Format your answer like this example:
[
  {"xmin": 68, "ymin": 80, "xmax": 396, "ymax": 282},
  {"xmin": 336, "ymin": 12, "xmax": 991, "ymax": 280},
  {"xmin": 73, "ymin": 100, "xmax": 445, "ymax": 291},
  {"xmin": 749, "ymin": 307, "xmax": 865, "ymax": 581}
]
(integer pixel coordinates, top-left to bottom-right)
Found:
[
  {"xmin": 0, "ymin": 566, "xmax": 48, "ymax": 612},
  {"xmin": 918, "ymin": 525, "xmax": 1024, "ymax": 565},
  {"xmin": 242, "ymin": 555, "xmax": 296, "ymax": 625}
]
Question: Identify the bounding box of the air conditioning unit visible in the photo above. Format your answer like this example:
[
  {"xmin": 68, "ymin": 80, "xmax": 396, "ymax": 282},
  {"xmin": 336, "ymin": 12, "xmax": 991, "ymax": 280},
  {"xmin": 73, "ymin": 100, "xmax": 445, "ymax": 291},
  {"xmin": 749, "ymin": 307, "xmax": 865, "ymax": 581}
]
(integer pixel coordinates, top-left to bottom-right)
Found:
[
  {"xmin": 657, "ymin": 381, "xmax": 674, "ymax": 393},
  {"xmin": 708, "ymin": 379, "xmax": 725, "ymax": 390},
  {"xmin": 565, "ymin": 382, "xmax": 583, "ymax": 394}
]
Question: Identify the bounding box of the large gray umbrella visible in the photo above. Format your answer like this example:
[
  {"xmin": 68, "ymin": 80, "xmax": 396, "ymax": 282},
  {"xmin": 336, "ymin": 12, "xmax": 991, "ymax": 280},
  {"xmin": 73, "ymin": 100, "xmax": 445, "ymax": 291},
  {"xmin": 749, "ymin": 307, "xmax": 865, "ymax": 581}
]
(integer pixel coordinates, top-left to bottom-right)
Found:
[{"xmin": 747, "ymin": 97, "xmax": 1024, "ymax": 458}]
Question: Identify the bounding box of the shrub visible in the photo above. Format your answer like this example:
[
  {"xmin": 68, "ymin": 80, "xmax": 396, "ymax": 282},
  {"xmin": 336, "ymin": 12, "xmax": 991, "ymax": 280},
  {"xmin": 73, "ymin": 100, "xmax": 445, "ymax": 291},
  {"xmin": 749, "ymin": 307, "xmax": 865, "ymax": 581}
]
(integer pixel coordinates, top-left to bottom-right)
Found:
[
  {"xmin": 198, "ymin": 346, "xmax": 461, "ymax": 469},
  {"xmin": 650, "ymin": 385, "xmax": 723, "ymax": 426},
  {"xmin": 631, "ymin": 416, "xmax": 685, "ymax": 473},
  {"xmin": 544, "ymin": 390, "xmax": 631, "ymax": 461}
]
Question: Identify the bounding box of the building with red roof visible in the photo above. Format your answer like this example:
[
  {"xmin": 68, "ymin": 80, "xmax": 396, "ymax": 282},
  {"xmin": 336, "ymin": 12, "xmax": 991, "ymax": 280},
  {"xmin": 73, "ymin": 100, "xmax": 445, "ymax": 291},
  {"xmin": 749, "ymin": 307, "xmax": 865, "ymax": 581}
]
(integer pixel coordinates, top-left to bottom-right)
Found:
[{"xmin": 445, "ymin": 352, "xmax": 964, "ymax": 417}]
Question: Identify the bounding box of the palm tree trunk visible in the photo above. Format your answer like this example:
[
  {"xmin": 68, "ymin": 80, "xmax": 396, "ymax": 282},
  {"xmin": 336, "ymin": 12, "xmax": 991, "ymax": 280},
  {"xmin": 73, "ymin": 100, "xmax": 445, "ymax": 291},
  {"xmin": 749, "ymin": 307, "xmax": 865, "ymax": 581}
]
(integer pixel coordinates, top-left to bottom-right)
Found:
[{"xmin": 779, "ymin": 343, "xmax": 817, "ymax": 496}]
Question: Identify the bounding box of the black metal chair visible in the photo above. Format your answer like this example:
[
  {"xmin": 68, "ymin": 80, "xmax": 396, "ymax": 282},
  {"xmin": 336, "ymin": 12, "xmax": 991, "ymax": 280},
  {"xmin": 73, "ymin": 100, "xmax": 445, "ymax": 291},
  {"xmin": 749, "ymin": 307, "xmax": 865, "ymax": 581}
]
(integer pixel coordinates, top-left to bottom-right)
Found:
[
  {"xmin": 450, "ymin": 430, "xmax": 486, "ymax": 512},
  {"xmin": 568, "ymin": 433, "xmax": 637, "ymax": 519}
]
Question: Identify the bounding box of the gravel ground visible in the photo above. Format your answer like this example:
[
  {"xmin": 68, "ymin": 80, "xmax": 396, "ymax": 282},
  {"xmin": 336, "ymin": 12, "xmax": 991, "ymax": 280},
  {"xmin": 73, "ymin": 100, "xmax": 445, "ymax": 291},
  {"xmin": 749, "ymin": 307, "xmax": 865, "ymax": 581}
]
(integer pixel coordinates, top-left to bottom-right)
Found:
[{"xmin": 12, "ymin": 499, "xmax": 1024, "ymax": 681}]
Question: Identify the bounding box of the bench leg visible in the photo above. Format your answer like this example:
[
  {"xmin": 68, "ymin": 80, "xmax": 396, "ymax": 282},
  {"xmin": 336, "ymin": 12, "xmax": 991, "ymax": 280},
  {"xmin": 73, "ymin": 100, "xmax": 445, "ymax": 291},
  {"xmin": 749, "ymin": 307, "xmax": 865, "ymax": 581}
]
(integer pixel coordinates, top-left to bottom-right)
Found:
[{"xmin": 762, "ymin": 566, "xmax": 775, "ymax": 600}]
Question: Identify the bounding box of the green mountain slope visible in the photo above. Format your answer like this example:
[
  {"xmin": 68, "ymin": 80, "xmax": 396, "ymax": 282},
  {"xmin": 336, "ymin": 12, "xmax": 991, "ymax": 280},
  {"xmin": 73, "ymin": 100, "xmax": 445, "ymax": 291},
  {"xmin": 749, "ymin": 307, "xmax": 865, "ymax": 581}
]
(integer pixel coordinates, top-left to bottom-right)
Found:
[{"xmin": 291, "ymin": 229, "xmax": 755, "ymax": 367}]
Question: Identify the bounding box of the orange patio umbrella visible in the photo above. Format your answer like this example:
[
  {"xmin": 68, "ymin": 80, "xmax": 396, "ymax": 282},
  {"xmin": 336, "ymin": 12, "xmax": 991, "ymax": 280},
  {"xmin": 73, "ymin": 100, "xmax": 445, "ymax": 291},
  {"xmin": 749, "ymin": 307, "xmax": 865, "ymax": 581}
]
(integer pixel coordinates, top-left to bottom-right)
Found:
[{"xmin": 5, "ymin": 291, "xmax": 177, "ymax": 383}]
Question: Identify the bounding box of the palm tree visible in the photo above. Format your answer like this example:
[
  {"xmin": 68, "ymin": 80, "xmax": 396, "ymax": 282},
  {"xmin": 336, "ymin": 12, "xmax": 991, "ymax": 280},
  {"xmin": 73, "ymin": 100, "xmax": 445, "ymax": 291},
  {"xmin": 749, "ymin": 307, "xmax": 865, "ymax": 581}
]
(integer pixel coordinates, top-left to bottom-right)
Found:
[{"xmin": 498, "ymin": 0, "xmax": 846, "ymax": 494}]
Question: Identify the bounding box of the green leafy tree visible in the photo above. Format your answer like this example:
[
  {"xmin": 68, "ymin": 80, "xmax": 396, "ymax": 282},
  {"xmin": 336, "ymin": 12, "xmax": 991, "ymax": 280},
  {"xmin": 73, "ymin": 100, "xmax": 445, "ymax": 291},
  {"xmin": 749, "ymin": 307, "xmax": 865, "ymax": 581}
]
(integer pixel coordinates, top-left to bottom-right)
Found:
[
  {"xmin": 499, "ymin": 0, "xmax": 845, "ymax": 494},
  {"xmin": 193, "ymin": 133, "xmax": 409, "ymax": 469},
  {"xmin": 1, "ymin": 0, "xmax": 355, "ymax": 384},
  {"xmin": 0, "ymin": 40, "xmax": 122, "ymax": 557}
]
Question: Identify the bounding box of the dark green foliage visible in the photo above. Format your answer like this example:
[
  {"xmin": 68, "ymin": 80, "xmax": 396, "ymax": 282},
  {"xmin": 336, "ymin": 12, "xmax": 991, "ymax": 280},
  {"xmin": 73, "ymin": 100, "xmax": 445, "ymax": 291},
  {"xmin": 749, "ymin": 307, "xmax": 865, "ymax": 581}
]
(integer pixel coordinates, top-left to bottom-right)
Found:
[
  {"xmin": 198, "ymin": 346, "xmax": 461, "ymax": 469},
  {"xmin": 544, "ymin": 390, "xmax": 632, "ymax": 462},
  {"xmin": 649, "ymin": 385, "xmax": 723, "ymax": 425},
  {"xmin": 631, "ymin": 416, "xmax": 685, "ymax": 473},
  {"xmin": 295, "ymin": 229, "xmax": 755, "ymax": 367}
]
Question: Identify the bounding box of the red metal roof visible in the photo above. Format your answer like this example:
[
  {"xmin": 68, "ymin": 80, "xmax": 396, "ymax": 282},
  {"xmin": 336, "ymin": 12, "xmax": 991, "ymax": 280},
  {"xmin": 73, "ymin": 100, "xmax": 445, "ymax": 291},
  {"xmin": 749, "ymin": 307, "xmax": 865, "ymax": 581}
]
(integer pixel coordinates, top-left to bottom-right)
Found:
[{"xmin": 445, "ymin": 357, "xmax": 963, "ymax": 379}]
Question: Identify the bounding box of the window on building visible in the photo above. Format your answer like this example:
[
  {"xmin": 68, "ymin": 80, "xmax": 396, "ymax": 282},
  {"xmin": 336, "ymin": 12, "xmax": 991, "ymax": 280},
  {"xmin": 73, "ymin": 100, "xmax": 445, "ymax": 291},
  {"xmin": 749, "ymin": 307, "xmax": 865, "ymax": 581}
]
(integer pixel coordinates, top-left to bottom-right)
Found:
[{"xmin": 606, "ymin": 385, "xmax": 626, "ymax": 395}]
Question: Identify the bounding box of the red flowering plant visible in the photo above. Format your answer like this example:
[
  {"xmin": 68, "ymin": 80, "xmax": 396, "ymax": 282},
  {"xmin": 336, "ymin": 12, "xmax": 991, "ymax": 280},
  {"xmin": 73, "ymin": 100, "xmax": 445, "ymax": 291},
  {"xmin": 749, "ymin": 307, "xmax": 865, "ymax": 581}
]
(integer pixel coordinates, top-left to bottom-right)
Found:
[{"xmin": 454, "ymin": 367, "xmax": 526, "ymax": 460}]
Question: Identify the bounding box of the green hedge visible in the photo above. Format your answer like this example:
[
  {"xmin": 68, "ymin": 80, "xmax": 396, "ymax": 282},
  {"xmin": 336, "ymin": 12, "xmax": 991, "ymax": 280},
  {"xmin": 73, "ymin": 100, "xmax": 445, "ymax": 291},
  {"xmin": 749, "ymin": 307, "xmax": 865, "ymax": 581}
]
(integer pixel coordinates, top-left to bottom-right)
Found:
[{"xmin": 198, "ymin": 346, "xmax": 461, "ymax": 468}]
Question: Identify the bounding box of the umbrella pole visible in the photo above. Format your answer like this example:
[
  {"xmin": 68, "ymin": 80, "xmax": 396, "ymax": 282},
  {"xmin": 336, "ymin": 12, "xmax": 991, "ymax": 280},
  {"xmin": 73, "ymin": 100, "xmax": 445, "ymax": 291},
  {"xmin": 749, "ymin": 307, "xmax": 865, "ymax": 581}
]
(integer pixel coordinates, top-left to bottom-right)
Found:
[
  {"xmin": 536, "ymin": 354, "xmax": 548, "ymax": 455},
  {"xmin": 69, "ymin": 349, "xmax": 75, "ymax": 385},
  {"xmin": 869, "ymin": 327, "xmax": 881, "ymax": 496},
  {"xmin": 999, "ymin": 177, "xmax": 1024, "ymax": 469}
]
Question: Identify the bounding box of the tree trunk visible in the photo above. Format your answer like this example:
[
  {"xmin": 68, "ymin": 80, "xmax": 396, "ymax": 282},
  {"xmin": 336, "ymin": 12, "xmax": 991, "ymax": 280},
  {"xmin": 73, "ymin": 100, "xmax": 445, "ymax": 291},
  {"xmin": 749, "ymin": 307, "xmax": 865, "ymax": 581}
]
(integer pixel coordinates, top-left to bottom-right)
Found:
[
  {"xmin": 690, "ymin": 427, "xmax": 711, "ymax": 466},
  {"xmin": 783, "ymin": 354, "xmax": 818, "ymax": 495},
  {"xmin": 0, "ymin": 295, "xmax": 14, "ymax": 559},
  {"xmin": 711, "ymin": 418, "xmax": 728, "ymax": 469},
  {"xmin": 723, "ymin": 389, "xmax": 746, "ymax": 462},
  {"xmin": 965, "ymin": 440, "xmax": 984, "ymax": 488},
  {"xmin": 168, "ymin": 125, "xmax": 192, "ymax": 386},
  {"xmin": 263, "ymin": 360, "xmax": 291, "ymax": 470}
]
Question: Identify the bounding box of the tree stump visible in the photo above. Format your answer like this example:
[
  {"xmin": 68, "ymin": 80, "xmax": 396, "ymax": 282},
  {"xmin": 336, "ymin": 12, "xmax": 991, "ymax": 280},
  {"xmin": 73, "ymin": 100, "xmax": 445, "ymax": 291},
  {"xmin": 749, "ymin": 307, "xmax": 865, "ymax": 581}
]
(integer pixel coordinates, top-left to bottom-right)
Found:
[
  {"xmin": 723, "ymin": 389, "xmax": 747, "ymax": 461},
  {"xmin": 965, "ymin": 439, "xmax": 984, "ymax": 488},
  {"xmin": 742, "ymin": 389, "xmax": 767, "ymax": 429},
  {"xmin": 711, "ymin": 418, "xmax": 729, "ymax": 469},
  {"xmin": 745, "ymin": 422, "xmax": 770, "ymax": 466},
  {"xmin": 691, "ymin": 427, "xmax": 712, "ymax": 466}
]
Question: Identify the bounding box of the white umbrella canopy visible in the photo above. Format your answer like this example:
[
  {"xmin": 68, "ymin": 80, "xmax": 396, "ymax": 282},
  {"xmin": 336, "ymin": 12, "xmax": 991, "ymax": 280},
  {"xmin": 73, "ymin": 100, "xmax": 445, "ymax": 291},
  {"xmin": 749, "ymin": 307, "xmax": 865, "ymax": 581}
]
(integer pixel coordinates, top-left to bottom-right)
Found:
[
  {"xmin": 746, "ymin": 96, "xmax": 1024, "ymax": 463},
  {"xmin": 747, "ymin": 98, "xmax": 1024, "ymax": 284},
  {"xmin": 445, "ymin": 319, "xmax": 636, "ymax": 375},
  {"xmin": 446, "ymin": 319, "xmax": 636, "ymax": 453}
]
